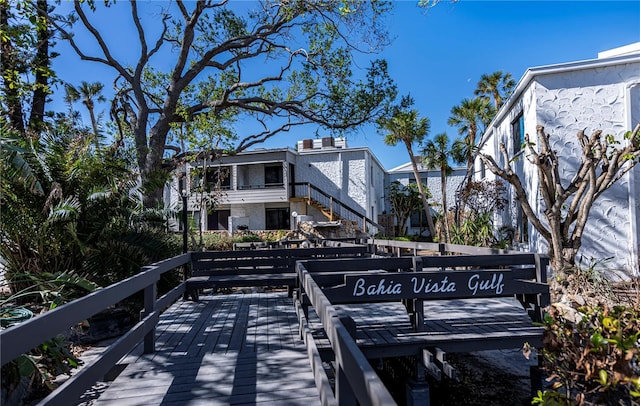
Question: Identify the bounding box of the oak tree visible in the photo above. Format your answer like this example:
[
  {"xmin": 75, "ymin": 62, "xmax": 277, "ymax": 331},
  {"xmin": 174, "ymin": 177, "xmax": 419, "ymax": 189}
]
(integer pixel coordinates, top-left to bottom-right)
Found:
[{"xmin": 51, "ymin": 0, "xmax": 397, "ymax": 207}]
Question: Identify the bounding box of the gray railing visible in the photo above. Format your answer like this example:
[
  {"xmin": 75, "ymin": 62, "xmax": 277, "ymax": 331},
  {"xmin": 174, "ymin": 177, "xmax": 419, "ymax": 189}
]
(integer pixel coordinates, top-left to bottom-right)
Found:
[
  {"xmin": 296, "ymin": 261, "xmax": 397, "ymax": 406},
  {"xmin": 367, "ymin": 238, "xmax": 536, "ymax": 257},
  {"xmin": 0, "ymin": 254, "xmax": 190, "ymax": 406},
  {"xmin": 0, "ymin": 242, "xmax": 548, "ymax": 405}
]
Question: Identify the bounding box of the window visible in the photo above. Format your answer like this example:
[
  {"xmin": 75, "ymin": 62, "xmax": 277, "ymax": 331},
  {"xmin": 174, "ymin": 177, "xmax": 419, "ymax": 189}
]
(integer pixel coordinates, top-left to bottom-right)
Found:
[
  {"xmin": 207, "ymin": 210, "xmax": 230, "ymax": 231},
  {"xmin": 410, "ymin": 210, "xmax": 429, "ymax": 228},
  {"xmin": 178, "ymin": 176, "xmax": 186, "ymax": 194},
  {"xmin": 512, "ymin": 113, "xmax": 524, "ymax": 154},
  {"xmin": 264, "ymin": 165, "xmax": 283, "ymax": 186},
  {"xmin": 206, "ymin": 166, "xmax": 231, "ymax": 190},
  {"xmin": 265, "ymin": 208, "xmax": 290, "ymax": 230}
]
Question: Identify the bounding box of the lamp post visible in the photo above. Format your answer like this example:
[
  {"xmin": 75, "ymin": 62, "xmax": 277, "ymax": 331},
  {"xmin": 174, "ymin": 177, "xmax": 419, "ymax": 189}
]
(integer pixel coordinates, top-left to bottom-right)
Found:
[{"xmin": 181, "ymin": 189, "xmax": 188, "ymax": 253}]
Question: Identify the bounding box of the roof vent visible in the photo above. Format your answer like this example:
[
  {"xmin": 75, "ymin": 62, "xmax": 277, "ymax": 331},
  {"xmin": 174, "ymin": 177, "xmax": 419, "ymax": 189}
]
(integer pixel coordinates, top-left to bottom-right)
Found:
[
  {"xmin": 322, "ymin": 137, "xmax": 335, "ymax": 148},
  {"xmin": 300, "ymin": 139, "xmax": 313, "ymax": 150}
]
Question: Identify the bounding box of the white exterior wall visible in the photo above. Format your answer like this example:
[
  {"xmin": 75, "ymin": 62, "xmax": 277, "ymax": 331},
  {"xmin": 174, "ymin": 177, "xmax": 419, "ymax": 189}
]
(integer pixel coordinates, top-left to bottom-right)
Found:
[
  {"xmin": 480, "ymin": 58, "xmax": 640, "ymax": 276},
  {"xmin": 387, "ymin": 166, "xmax": 466, "ymax": 212},
  {"xmin": 296, "ymin": 149, "xmax": 371, "ymax": 218},
  {"xmin": 369, "ymin": 153, "xmax": 386, "ymax": 226},
  {"xmin": 386, "ymin": 166, "xmax": 466, "ymax": 236}
]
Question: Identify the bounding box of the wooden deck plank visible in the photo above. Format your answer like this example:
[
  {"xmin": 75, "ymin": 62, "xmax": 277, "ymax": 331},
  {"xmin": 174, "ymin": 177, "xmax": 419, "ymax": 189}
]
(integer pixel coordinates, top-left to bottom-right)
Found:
[
  {"xmin": 332, "ymin": 297, "xmax": 543, "ymax": 357},
  {"xmin": 84, "ymin": 292, "xmax": 321, "ymax": 406}
]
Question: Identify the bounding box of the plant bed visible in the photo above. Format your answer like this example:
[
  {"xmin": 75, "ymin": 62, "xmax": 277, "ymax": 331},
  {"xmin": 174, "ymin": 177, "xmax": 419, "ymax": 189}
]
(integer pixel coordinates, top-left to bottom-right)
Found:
[{"xmin": 70, "ymin": 307, "xmax": 136, "ymax": 345}]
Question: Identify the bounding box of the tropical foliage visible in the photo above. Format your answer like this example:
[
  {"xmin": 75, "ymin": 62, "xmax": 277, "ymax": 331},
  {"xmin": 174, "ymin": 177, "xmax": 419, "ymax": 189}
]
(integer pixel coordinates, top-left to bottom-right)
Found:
[
  {"xmin": 387, "ymin": 181, "xmax": 427, "ymax": 237},
  {"xmin": 474, "ymin": 71, "xmax": 515, "ymax": 109},
  {"xmin": 1, "ymin": 122, "xmax": 180, "ymax": 296},
  {"xmin": 421, "ymin": 132, "xmax": 465, "ymax": 242},
  {"xmin": 378, "ymin": 96, "xmax": 436, "ymax": 238},
  {"xmin": 447, "ymin": 97, "xmax": 495, "ymax": 169},
  {"xmin": 537, "ymin": 304, "xmax": 640, "ymax": 405}
]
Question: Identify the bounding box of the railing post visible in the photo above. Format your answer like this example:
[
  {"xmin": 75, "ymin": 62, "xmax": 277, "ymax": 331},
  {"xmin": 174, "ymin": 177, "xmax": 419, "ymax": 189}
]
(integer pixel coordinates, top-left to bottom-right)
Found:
[
  {"xmin": 142, "ymin": 282, "xmax": 157, "ymax": 354},
  {"xmin": 329, "ymin": 197, "xmax": 333, "ymax": 220},
  {"xmin": 336, "ymin": 365, "xmax": 357, "ymax": 406},
  {"xmin": 183, "ymin": 254, "xmax": 193, "ymax": 301},
  {"xmin": 181, "ymin": 190, "xmax": 189, "ymax": 254}
]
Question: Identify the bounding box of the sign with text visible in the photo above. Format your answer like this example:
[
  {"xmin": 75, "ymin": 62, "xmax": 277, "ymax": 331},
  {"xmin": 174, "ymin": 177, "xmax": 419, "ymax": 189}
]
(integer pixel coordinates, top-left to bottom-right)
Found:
[{"xmin": 325, "ymin": 270, "xmax": 529, "ymax": 302}]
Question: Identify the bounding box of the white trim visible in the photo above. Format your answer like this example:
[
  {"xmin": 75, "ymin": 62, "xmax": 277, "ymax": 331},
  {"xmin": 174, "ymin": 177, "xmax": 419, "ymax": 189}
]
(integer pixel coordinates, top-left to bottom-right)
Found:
[
  {"xmin": 625, "ymin": 81, "xmax": 640, "ymax": 276},
  {"xmin": 478, "ymin": 52, "xmax": 640, "ymax": 148},
  {"xmin": 598, "ymin": 42, "xmax": 640, "ymax": 59}
]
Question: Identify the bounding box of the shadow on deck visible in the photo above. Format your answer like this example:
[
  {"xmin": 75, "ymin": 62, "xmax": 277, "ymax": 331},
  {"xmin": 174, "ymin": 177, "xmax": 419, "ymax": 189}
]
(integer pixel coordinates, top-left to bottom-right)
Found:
[{"xmin": 80, "ymin": 292, "xmax": 321, "ymax": 406}]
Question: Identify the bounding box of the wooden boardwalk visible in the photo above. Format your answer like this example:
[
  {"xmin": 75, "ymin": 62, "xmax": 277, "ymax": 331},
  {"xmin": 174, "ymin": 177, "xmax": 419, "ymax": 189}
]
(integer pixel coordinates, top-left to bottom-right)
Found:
[
  {"xmin": 81, "ymin": 292, "xmax": 321, "ymax": 405},
  {"xmin": 305, "ymin": 297, "xmax": 544, "ymax": 359}
]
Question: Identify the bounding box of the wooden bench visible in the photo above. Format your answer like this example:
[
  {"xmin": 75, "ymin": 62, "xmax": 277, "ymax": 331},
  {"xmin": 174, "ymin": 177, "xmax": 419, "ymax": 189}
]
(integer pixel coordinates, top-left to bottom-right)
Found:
[
  {"xmin": 186, "ymin": 245, "xmax": 369, "ymax": 300},
  {"xmin": 295, "ymin": 252, "xmax": 551, "ymax": 397}
]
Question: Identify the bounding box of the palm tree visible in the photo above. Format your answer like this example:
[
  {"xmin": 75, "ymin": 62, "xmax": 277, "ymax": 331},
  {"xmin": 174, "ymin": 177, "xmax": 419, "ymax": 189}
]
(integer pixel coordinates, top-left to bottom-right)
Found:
[
  {"xmin": 64, "ymin": 81, "xmax": 105, "ymax": 149},
  {"xmin": 474, "ymin": 71, "xmax": 516, "ymax": 110},
  {"xmin": 447, "ymin": 97, "xmax": 494, "ymax": 169},
  {"xmin": 421, "ymin": 132, "xmax": 465, "ymax": 242},
  {"xmin": 377, "ymin": 99, "xmax": 436, "ymax": 238},
  {"xmin": 448, "ymin": 97, "xmax": 494, "ymax": 226}
]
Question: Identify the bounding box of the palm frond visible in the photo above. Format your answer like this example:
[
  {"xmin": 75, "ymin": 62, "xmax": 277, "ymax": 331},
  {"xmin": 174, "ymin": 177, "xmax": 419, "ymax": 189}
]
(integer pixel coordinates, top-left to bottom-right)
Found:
[
  {"xmin": 87, "ymin": 186, "xmax": 112, "ymax": 201},
  {"xmin": 48, "ymin": 196, "xmax": 81, "ymax": 222},
  {"xmin": 1, "ymin": 134, "xmax": 44, "ymax": 195}
]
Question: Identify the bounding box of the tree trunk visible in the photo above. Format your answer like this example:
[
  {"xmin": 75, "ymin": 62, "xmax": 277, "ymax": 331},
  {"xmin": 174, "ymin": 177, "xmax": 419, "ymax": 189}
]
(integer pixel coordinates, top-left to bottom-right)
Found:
[
  {"xmin": 405, "ymin": 144, "xmax": 436, "ymax": 238},
  {"xmin": 140, "ymin": 116, "xmax": 173, "ymax": 208},
  {"xmin": 441, "ymin": 167, "xmax": 450, "ymax": 243},
  {"xmin": 27, "ymin": 0, "xmax": 50, "ymax": 134},
  {"xmin": 1, "ymin": 4, "xmax": 25, "ymax": 135},
  {"xmin": 89, "ymin": 107, "xmax": 100, "ymax": 150}
]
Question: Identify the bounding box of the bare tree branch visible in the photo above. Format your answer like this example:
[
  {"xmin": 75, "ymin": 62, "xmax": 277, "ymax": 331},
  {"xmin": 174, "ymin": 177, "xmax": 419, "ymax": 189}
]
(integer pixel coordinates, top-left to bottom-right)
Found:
[{"xmin": 481, "ymin": 124, "xmax": 640, "ymax": 271}]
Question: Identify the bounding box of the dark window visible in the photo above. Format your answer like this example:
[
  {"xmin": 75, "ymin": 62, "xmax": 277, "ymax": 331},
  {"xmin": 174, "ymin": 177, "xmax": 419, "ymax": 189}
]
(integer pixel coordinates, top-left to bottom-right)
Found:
[
  {"xmin": 206, "ymin": 166, "xmax": 231, "ymax": 190},
  {"xmin": 265, "ymin": 165, "xmax": 283, "ymax": 185},
  {"xmin": 265, "ymin": 208, "xmax": 290, "ymax": 230},
  {"xmin": 512, "ymin": 113, "xmax": 524, "ymax": 154},
  {"xmin": 207, "ymin": 210, "xmax": 230, "ymax": 231},
  {"xmin": 410, "ymin": 210, "xmax": 429, "ymax": 228},
  {"xmin": 190, "ymin": 170, "xmax": 201, "ymax": 193}
]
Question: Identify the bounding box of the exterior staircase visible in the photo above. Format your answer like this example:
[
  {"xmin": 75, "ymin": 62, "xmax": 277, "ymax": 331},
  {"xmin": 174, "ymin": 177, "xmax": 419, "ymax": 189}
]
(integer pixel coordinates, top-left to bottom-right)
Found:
[{"xmin": 290, "ymin": 182, "xmax": 382, "ymax": 235}]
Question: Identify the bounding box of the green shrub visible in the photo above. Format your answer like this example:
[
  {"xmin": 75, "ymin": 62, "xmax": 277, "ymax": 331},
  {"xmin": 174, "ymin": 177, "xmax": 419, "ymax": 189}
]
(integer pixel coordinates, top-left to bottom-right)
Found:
[
  {"xmin": 233, "ymin": 234, "xmax": 263, "ymax": 243},
  {"xmin": 536, "ymin": 304, "xmax": 640, "ymax": 405},
  {"xmin": 1, "ymin": 335, "xmax": 81, "ymax": 404},
  {"xmin": 195, "ymin": 233, "xmax": 233, "ymax": 251}
]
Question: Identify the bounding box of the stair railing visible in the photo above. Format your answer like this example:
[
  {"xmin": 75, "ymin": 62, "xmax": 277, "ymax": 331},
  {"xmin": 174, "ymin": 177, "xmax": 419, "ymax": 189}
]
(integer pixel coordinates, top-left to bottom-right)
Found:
[{"xmin": 291, "ymin": 182, "xmax": 383, "ymax": 235}]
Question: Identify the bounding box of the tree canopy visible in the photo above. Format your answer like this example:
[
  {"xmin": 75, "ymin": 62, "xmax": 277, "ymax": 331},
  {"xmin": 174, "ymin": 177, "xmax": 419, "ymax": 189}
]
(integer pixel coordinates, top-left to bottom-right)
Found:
[{"xmin": 47, "ymin": 0, "xmax": 398, "ymax": 206}]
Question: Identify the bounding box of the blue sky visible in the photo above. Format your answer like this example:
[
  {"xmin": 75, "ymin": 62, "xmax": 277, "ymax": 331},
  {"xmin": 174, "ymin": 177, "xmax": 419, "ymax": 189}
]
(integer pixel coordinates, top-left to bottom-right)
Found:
[{"xmin": 51, "ymin": 1, "xmax": 640, "ymax": 170}]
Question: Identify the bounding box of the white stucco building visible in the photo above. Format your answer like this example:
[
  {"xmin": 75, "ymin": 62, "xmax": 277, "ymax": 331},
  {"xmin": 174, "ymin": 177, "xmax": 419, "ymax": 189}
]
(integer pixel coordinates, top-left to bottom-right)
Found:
[
  {"xmin": 475, "ymin": 43, "xmax": 640, "ymax": 276},
  {"xmin": 386, "ymin": 161, "xmax": 466, "ymax": 237},
  {"xmin": 165, "ymin": 136, "xmax": 463, "ymax": 238},
  {"xmin": 165, "ymin": 137, "xmax": 388, "ymax": 235}
]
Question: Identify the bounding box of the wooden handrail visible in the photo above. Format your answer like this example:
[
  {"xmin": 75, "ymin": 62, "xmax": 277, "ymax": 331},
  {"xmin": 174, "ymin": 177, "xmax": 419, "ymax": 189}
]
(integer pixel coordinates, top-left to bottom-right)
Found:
[
  {"xmin": 296, "ymin": 261, "xmax": 397, "ymax": 406},
  {"xmin": 0, "ymin": 254, "xmax": 190, "ymax": 405}
]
